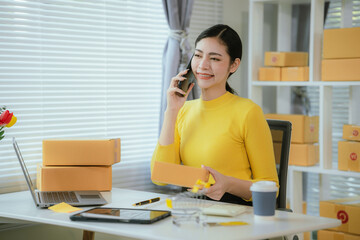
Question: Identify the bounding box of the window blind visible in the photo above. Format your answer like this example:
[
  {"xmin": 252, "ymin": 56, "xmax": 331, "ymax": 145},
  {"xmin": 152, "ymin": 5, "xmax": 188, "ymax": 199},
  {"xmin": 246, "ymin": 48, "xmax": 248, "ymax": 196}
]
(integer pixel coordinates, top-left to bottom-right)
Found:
[
  {"xmin": 0, "ymin": 0, "xmax": 224, "ymax": 194},
  {"xmin": 0, "ymin": 0, "xmax": 168, "ymax": 193}
]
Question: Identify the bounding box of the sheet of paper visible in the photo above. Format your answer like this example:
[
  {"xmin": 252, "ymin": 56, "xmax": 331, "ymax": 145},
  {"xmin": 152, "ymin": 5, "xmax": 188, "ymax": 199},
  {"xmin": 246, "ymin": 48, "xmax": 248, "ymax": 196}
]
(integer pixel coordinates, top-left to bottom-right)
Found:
[{"xmin": 48, "ymin": 202, "xmax": 82, "ymax": 213}]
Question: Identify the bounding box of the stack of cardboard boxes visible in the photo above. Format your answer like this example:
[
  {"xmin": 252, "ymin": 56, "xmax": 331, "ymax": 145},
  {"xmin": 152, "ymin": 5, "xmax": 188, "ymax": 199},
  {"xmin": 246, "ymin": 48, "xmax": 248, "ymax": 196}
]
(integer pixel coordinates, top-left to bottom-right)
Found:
[
  {"xmin": 338, "ymin": 125, "xmax": 360, "ymax": 173},
  {"xmin": 265, "ymin": 114, "xmax": 319, "ymax": 166},
  {"xmin": 37, "ymin": 139, "xmax": 120, "ymax": 191},
  {"xmin": 319, "ymin": 196, "xmax": 360, "ymax": 239},
  {"xmin": 258, "ymin": 51, "xmax": 309, "ymax": 81},
  {"xmin": 322, "ymin": 27, "xmax": 360, "ymax": 81}
]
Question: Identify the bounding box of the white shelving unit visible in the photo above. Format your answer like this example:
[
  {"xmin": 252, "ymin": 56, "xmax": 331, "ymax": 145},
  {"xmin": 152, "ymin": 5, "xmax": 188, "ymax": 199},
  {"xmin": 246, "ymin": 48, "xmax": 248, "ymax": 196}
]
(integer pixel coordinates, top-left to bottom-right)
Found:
[{"xmin": 248, "ymin": 0, "xmax": 360, "ymax": 214}]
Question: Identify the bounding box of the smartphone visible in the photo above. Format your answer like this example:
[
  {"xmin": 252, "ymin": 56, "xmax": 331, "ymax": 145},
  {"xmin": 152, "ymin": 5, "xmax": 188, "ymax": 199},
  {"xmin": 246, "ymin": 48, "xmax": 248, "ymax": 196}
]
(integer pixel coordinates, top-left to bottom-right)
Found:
[
  {"xmin": 176, "ymin": 57, "xmax": 196, "ymax": 97},
  {"xmin": 70, "ymin": 207, "xmax": 171, "ymax": 224}
]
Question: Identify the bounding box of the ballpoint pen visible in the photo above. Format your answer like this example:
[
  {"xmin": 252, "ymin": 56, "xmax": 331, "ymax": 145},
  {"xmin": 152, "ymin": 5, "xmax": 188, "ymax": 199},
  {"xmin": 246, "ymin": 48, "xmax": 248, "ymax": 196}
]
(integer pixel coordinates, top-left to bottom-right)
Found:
[{"xmin": 132, "ymin": 197, "xmax": 160, "ymax": 206}]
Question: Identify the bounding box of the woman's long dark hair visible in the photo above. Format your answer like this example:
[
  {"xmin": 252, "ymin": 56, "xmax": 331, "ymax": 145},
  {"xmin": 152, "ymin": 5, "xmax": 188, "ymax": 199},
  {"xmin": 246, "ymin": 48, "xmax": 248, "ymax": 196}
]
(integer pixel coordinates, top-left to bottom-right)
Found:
[{"xmin": 195, "ymin": 24, "xmax": 242, "ymax": 94}]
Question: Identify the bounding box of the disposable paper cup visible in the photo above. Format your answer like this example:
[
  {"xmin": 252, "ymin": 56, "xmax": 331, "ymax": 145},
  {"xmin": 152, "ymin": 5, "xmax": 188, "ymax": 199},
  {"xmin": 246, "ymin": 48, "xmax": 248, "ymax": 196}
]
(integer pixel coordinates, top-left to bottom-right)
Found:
[{"xmin": 250, "ymin": 181, "xmax": 278, "ymax": 217}]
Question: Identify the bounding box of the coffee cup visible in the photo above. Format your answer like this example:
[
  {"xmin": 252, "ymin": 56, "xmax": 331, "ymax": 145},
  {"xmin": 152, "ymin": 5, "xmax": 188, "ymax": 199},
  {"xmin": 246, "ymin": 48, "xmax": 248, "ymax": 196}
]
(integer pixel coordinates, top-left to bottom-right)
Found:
[{"xmin": 250, "ymin": 181, "xmax": 278, "ymax": 217}]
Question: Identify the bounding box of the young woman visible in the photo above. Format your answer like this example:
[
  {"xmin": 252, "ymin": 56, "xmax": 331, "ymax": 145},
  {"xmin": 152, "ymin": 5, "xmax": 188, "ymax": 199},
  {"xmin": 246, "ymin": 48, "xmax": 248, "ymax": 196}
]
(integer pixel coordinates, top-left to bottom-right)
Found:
[{"xmin": 151, "ymin": 24, "xmax": 278, "ymax": 205}]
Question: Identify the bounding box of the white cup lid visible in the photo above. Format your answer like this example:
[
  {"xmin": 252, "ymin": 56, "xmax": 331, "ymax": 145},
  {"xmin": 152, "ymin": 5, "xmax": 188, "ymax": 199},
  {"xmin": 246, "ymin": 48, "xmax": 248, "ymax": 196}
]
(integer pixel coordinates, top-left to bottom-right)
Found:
[{"xmin": 250, "ymin": 181, "xmax": 278, "ymax": 192}]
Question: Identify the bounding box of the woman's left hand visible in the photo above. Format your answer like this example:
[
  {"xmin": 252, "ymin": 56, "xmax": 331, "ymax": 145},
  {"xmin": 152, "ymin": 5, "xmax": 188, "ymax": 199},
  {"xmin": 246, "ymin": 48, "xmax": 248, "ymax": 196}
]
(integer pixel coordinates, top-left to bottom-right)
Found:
[{"xmin": 202, "ymin": 165, "xmax": 229, "ymax": 201}]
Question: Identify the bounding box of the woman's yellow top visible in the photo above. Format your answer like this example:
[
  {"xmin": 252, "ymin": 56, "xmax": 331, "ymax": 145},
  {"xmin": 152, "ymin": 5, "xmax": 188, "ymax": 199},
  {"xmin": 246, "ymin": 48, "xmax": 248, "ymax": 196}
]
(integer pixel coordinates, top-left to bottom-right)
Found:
[{"xmin": 151, "ymin": 92, "xmax": 278, "ymax": 189}]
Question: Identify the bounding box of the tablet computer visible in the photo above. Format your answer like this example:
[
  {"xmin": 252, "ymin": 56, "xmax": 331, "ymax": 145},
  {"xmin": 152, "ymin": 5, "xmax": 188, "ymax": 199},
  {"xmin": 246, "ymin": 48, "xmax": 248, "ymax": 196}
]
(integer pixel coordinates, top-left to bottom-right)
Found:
[{"xmin": 70, "ymin": 207, "xmax": 171, "ymax": 224}]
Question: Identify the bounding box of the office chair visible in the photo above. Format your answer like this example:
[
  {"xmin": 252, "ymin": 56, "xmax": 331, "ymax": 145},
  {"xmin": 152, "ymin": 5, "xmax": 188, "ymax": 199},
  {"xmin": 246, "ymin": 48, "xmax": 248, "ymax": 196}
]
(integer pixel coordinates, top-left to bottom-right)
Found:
[{"xmin": 267, "ymin": 119, "xmax": 292, "ymax": 210}]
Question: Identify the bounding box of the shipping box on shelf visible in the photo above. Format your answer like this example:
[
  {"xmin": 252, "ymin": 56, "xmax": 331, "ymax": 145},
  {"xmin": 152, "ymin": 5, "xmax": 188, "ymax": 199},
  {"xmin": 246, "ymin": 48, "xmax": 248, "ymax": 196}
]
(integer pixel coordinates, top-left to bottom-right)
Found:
[
  {"xmin": 323, "ymin": 27, "xmax": 360, "ymax": 59},
  {"xmin": 320, "ymin": 196, "xmax": 360, "ymax": 235},
  {"xmin": 318, "ymin": 230, "xmax": 360, "ymax": 240},
  {"xmin": 258, "ymin": 67, "xmax": 281, "ymax": 81},
  {"xmin": 43, "ymin": 139, "xmax": 120, "ymax": 166},
  {"xmin": 37, "ymin": 165, "xmax": 112, "ymax": 191},
  {"xmin": 289, "ymin": 143, "xmax": 319, "ymax": 166},
  {"xmin": 265, "ymin": 114, "xmax": 319, "ymax": 143},
  {"xmin": 322, "ymin": 58, "xmax": 360, "ymax": 81},
  {"xmin": 264, "ymin": 51, "xmax": 308, "ymax": 67},
  {"xmin": 151, "ymin": 161, "xmax": 210, "ymax": 188},
  {"xmin": 343, "ymin": 125, "xmax": 360, "ymax": 142},
  {"xmin": 281, "ymin": 67, "xmax": 309, "ymax": 81},
  {"xmin": 338, "ymin": 141, "xmax": 360, "ymax": 172}
]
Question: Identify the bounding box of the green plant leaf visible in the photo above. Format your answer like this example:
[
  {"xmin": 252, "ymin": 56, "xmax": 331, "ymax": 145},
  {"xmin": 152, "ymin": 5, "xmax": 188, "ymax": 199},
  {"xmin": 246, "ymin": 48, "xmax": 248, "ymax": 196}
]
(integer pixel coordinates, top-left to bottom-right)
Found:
[
  {"xmin": 0, "ymin": 130, "xmax": 4, "ymax": 137},
  {"xmin": 0, "ymin": 135, "xmax": 4, "ymax": 141}
]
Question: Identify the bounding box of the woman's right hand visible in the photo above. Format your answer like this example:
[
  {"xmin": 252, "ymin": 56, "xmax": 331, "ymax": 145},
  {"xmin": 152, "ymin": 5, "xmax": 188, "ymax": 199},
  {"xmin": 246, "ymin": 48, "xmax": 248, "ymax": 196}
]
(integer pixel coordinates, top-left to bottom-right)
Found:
[{"xmin": 166, "ymin": 69, "xmax": 195, "ymax": 113}]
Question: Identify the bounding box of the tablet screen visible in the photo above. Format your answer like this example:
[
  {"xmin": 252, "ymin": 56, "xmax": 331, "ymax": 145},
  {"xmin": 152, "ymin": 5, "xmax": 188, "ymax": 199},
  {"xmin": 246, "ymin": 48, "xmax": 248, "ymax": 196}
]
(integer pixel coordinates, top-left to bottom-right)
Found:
[{"xmin": 70, "ymin": 207, "xmax": 171, "ymax": 224}]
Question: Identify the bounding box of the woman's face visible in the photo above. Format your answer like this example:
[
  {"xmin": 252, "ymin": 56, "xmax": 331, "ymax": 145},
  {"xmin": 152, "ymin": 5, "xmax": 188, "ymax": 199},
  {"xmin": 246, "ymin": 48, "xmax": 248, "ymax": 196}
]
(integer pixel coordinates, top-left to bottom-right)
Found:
[{"xmin": 191, "ymin": 37, "xmax": 238, "ymax": 95}]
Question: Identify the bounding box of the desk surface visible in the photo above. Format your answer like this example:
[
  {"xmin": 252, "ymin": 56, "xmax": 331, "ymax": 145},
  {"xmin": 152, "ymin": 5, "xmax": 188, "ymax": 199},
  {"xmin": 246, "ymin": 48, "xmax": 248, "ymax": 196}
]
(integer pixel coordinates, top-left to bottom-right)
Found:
[{"xmin": 0, "ymin": 188, "xmax": 340, "ymax": 240}]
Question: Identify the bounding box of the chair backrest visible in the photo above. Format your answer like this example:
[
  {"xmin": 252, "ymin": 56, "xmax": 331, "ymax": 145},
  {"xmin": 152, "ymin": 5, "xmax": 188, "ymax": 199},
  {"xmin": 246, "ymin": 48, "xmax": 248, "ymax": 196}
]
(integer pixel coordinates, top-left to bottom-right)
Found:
[{"xmin": 266, "ymin": 119, "xmax": 292, "ymax": 209}]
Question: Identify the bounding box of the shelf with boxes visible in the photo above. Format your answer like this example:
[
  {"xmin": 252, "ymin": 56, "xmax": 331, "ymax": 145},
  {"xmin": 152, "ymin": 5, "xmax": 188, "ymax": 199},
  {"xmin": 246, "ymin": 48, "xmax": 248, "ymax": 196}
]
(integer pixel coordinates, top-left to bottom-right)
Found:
[{"xmin": 248, "ymin": 0, "xmax": 360, "ymax": 214}]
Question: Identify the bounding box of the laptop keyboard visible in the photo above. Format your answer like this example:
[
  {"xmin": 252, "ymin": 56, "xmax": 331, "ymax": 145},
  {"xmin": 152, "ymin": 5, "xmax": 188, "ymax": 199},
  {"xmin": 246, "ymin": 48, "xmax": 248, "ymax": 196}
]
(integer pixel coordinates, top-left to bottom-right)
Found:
[{"xmin": 41, "ymin": 191, "xmax": 79, "ymax": 203}]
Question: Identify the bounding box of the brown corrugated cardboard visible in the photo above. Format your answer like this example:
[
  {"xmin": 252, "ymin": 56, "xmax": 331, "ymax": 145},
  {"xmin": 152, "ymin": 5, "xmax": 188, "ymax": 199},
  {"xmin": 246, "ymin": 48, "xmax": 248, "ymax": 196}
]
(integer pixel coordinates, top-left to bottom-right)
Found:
[
  {"xmin": 151, "ymin": 161, "xmax": 209, "ymax": 188},
  {"xmin": 37, "ymin": 165, "xmax": 112, "ymax": 191},
  {"xmin": 323, "ymin": 27, "xmax": 360, "ymax": 59},
  {"xmin": 318, "ymin": 230, "xmax": 360, "ymax": 240},
  {"xmin": 258, "ymin": 67, "xmax": 281, "ymax": 81},
  {"xmin": 338, "ymin": 141, "xmax": 360, "ymax": 172},
  {"xmin": 343, "ymin": 125, "xmax": 360, "ymax": 142},
  {"xmin": 42, "ymin": 139, "xmax": 120, "ymax": 166},
  {"xmin": 281, "ymin": 67, "xmax": 309, "ymax": 81},
  {"xmin": 289, "ymin": 143, "xmax": 319, "ymax": 166},
  {"xmin": 265, "ymin": 114, "xmax": 319, "ymax": 143},
  {"xmin": 264, "ymin": 52, "xmax": 308, "ymax": 67},
  {"xmin": 322, "ymin": 59, "xmax": 360, "ymax": 81},
  {"xmin": 320, "ymin": 196, "xmax": 360, "ymax": 235}
]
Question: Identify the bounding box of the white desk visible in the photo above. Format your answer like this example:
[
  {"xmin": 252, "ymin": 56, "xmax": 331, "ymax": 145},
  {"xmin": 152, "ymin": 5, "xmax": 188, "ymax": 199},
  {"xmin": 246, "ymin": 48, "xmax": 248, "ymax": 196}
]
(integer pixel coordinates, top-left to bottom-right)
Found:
[{"xmin": 0, "ymin": 188, "xmax": 340, "ymax": 240}]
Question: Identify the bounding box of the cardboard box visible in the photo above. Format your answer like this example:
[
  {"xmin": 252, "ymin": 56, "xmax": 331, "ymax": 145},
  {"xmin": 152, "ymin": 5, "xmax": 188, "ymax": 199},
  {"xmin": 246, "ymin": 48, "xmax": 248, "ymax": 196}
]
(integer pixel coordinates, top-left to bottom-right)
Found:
[
  {"xmin": 281, "ymin": 67, "xmax": 309, "ymax": 81},
  {"xmin": 265, "ymin": 114, "xmax": 319, "ymax": 143},
  {"xmin": 322, "ymin": 59, "xmax": 360, "ymax": 81},
  {"xmin": 289, "ymin": 143, "xmax": 319, "ymax": 166},
  {"xmin": 273, "ymin": 142, "xmax": 282, "ymax": 164},
  {"xmin": 343, "ymin": 125, "xmax": 360, "ymax": 142},
  {"xmin": 151, "ymin": 161, "xmax": 209, "ymax": 188},
  {"xmin": 318, "ymin": 230, "xmax": 360, "ymax": 240},
  {"xmin": 258, "ymin": 67, "xmax": 281, "ymax": 81},
  {"xmin": 320, "ymin": 196, "xmax": 360, "ymax": 235},
  {"xmin": 264, "ymin": 52, "xmax": 308, "ymax": 67},
  {"xmin": 43, "ymin": 139, "xmax": 120, "ymax": 166},
  {"xmin": 338, "ymin": 141, "xmax": 360, "ymax": 172},
  {"xmin": 37, "ymin": 165, "xmax": 112, "ymax": 191},
  {"xmin": 323, "ymin": 27, "xmax": 360, "ymax": 59}
]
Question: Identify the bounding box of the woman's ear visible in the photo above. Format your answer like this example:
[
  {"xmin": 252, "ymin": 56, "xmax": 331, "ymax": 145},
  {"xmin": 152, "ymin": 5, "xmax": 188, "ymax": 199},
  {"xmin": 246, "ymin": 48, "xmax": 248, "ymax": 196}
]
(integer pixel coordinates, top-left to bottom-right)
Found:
[{"xmin": 230, "ymin": 58, "xmax": 241, "ymax": 73}]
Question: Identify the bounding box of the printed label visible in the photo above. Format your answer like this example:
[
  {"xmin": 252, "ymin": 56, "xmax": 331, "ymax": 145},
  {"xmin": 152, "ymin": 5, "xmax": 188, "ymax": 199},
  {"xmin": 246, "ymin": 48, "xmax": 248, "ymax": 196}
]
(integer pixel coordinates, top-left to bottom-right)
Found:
[
  {"xmin": 310, "ymin": 124, "xmax": 315, "ymax": 132},
  {"xmin": 337, "ymin": 210, "xmax": 349, "ymax": 224},
  {"xmin": 350, "ymin": 153, "xmax": 357, "ymax": 161},
  {"xmin": 353, "ymin": 129, "xmax": 359, "ymax": 137},
  {"xmin": 271, "ymin": 56, "xmax": 277, "ymax": 63}
]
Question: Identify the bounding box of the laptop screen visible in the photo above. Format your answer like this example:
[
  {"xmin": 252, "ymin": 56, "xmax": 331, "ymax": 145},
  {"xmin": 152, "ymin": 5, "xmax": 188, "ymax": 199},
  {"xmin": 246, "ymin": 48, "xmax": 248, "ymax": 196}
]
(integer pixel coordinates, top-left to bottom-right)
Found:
[{"xmin": 13, "ymin": 138, "xmax": 38, "ymax": 204}]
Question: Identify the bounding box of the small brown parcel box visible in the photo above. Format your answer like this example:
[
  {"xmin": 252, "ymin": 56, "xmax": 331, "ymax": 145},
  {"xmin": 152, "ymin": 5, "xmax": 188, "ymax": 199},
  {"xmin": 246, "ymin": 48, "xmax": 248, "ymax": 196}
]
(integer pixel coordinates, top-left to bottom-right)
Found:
[
  {"xmin": 318, "ymin": 230, "xmax": 360, "ymax": 240},
  {"xmin": 264, "ymin": 52, "xmax": 308, "ymax": 67},
  {"xmin": 37, "ymin": 165, "xmax": 112, "ymax": 191},
  {"xmin": 322, "ymin": 58, "xmax": 360, "ymax": 81},
  {"xmin": 323, "ymin": 27, "xmax": 360, "ymax": 59},
  {"xmin": 258, "ymin": 67, "xmax": 281, "ymax": 81},
  {"xmin": 320, "ymin": 196, "xmax": 360, "ymax": 235},
  {"xmin": 343, "ymin": 125, "xmax": 360, "ymax": 142},
  {"xmin": 43, "ymin": 139, "xmax": 120, "ymax": 166},
  {"xmin": 338, "ymin": 141, "xmax": 360, "ymax": 172},
  {"xmin": 151, "ymin": 161, "xmax": 209, "ymax": 188},
  {"xmin": 289, "ymin": 143, "xmax": 319, "ymax": 166},
  {"xmin": 281, "ymin": 67, "xmax": 309, "ymax": 81},
  {"xmin": 265, "ymin": 114, "xmax": 319, "ymax": 143}
]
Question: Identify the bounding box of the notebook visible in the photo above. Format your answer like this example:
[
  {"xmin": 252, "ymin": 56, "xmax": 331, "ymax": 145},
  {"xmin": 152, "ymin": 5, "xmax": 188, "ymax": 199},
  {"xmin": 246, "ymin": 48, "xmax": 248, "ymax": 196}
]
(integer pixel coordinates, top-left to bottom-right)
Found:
[{"xmin": 13, "ymin": 138, "xmax": 108, "ymax": 208}]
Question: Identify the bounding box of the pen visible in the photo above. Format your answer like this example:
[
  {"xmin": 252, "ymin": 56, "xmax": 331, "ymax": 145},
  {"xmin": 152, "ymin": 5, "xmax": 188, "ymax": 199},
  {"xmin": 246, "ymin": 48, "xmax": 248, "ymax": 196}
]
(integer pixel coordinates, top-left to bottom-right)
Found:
[{"xmin": 132, "ymin": 197, "xmax": 160, "ymax": 206}]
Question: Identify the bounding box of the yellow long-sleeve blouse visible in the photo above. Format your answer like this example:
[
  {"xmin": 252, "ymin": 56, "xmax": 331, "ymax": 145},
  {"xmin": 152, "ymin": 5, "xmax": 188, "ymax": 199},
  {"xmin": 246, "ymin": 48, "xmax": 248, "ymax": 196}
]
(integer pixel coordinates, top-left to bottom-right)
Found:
[{"xmin": 151, "ymin": 92, "xmax": 279, "ymax": 191}]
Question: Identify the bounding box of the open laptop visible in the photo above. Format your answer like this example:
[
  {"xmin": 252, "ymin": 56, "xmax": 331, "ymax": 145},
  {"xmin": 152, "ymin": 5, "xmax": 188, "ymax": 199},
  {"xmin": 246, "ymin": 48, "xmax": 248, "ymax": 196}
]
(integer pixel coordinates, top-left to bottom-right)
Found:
[{"xmin": 13, "ymin": 138, "xmax": 108, "ymax": 208}]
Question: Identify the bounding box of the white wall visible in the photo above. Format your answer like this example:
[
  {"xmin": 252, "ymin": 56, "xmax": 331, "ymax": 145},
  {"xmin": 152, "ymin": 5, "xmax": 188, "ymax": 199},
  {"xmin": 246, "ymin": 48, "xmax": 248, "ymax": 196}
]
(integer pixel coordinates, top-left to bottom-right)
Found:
[{"xmin": 223, "ymin": 0, "xmax": 250, "ymax": 98}]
